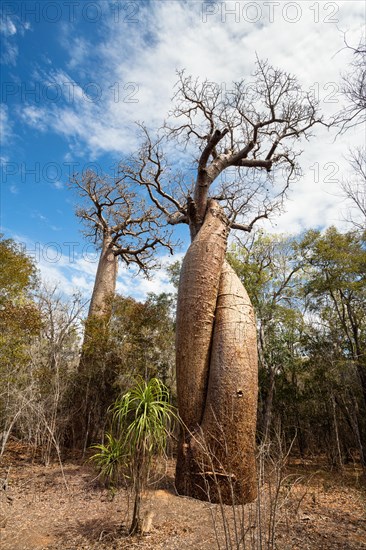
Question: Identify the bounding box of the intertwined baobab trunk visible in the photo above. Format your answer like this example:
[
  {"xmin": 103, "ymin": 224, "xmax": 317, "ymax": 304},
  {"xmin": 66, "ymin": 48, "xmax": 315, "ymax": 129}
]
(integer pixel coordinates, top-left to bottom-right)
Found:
[
  {"xmin": 129, "ymin": 63, "xmax": 323, "ymax": 503},
  {"xmin": 175, "ymin": 200, "xmax": 258, "ymax": 504}
]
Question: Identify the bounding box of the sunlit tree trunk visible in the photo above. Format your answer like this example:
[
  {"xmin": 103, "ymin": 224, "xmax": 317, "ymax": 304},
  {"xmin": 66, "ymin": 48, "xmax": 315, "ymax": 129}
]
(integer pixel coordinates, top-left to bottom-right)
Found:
[
  {"xmin": 87, "ymin": 234, "xmax": 118, "ymax": 319},
  {"xmin": 71, "ymin": 235, "xmax": 118, "ymax": 449},
  {"xmin": 86, "ymin": 62, "xmax": 323, "ymax": 496},
  {"xmin": 175, "ymin": 201, "xmax": 258, "ymax": 504},
  {"xmin": 175, "ymin": 202, "xmax": 228, "ymax": 429}
]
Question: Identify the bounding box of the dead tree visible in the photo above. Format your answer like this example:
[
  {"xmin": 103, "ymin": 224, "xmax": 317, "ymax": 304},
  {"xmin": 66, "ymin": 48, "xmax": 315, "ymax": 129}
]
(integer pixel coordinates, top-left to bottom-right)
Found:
[{"xmin": 69, "ymin": 170, "xmax": 174, "ymax": 448}]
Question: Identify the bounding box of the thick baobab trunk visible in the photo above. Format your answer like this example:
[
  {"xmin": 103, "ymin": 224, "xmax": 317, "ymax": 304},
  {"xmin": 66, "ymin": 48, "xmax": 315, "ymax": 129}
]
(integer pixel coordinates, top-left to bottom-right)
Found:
[
  {"xmin": 88, "ymin": 234, "xmax": 118, "ymax": 318},
  {"xmin": 175, "ymin": 202, "xmax": 258, "ymax": 505},
  {"xmin": 195, "ymin": 261, "xmax": 258, "ymax": 502},
  {"xmin": 81, "ymin": 234, "xmax": 118, "ymax": 359},
  {"xmin": 71, "ymin": 235, "xmax": 118, "ymax": 449},
  {"xmin": 175, "ymin": 201, "xmax": 229, "ymax": 429}
]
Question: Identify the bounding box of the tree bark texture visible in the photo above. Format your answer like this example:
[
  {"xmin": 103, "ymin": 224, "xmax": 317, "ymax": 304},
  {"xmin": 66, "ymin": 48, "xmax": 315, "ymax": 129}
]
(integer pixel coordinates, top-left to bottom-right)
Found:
[
  {"xmin": 88, "ymin": 234, "xmax": 118, "ymax": 318},
  {"xmin": 175, "ymin": 203, "xmax": 229, "ymax": 429},
  {"xmin": 79, "ymin": 233, "xmax": 118, "ymax": 376},
  {"xmin": 70, "ymin": 235, "xmax": 118, "ymax": 449},
  {"xmin": 175, "ymin": 201, "xmax": 258, "ymax": 504}
]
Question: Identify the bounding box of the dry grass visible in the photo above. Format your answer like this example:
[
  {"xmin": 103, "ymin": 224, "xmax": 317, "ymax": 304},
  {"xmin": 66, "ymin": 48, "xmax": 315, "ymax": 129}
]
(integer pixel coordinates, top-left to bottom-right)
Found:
[{"xmin": 0, "ymin": 440, "xmax": 365, "ymax": 550}]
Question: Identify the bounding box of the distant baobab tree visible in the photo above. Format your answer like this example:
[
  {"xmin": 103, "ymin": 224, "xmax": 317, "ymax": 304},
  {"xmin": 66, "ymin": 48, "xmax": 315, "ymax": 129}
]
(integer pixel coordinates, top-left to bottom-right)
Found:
[{"xmin": 69, "ymin": 170, "xmax": 174, "ymax": 448}]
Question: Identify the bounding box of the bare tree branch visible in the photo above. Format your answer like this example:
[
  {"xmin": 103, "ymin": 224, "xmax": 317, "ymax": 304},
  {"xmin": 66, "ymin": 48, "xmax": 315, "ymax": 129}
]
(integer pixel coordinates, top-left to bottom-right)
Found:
[
  {"xmin": 69, "ymin": 169, "xmax": 177, "ymax": 275},
  {"xmin": 162, "ymin": 59, "xmax": 323, "ymax": 236},
  {"xmin": 334, "ymin": 35, "xmax": 366, "ymax": 133},
  {"xmin": 340, "ymin": 147, "xmax": 366, "ymax": 230}
]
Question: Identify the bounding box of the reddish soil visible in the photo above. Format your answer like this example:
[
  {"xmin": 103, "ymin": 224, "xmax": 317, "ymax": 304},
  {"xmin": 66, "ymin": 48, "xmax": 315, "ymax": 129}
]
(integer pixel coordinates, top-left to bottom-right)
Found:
[{"xmin": 0, "ymin": 441, "xmax": 365, "ymax": 549}]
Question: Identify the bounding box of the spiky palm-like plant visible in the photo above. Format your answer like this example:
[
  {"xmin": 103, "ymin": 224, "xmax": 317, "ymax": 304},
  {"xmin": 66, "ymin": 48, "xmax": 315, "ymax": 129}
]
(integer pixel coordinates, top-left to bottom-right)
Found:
[
  {"xmin": 91, "ymin": 377, "xmax": 176, "ymax": 535},
  {"xmin": 90, "ymin": 432, "xmax": 125, "ymax": 487}
]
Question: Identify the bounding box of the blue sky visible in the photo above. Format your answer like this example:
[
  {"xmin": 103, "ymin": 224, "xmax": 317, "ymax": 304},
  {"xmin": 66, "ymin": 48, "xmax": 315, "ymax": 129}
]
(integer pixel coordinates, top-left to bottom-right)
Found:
[{"xmin": 1, "ymin": 0, "xmax": 365, "ymax": 301}]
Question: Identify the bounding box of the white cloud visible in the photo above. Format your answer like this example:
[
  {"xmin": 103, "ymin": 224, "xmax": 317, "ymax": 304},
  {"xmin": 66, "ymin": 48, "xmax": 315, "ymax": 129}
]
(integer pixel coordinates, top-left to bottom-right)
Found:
[
  {"xmin": 116, "ymin": 252, "xmax": 184, "ymax": 301},
  {"xmin": 0, "ymin": 14, "xmax": 31, "ymax": 65},
  {"xmin": 19, "ymin": 105, "xmax": 48, "ymax": 132},
  {"xmin": 29, "ymin": 211, "xmax": 64, "ymax": 233},
  {"xmin": 15, "ymin": 0, "xmax": 365, "ymax": 234},
  {"xmin": 0, "ymin": 18, "xmax": 17, "ymax": 37},
  {"xmin": 0, "ymin": 104, "xmax": 13, "ymax": 146},
  {"xmin": 11, "ymin": 233, "xmax": 181, "ymax": 303}
]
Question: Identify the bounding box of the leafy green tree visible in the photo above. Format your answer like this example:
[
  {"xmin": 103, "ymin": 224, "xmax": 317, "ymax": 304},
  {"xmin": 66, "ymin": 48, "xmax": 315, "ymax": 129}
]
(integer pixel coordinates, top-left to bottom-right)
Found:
[
  {"xmin": 229, "ymin": 228, "xmax": 366, "ymax": 466},
  {"xmin": 0, "ymin": 236, "xmax": 38, "ymax": 303},
  {"xmin": 110, "ymin": 293, "xmax": 175, "ymax": 388},
  {"xmin": 228, "ymin": 232, "xmax": 305, "ymax": 441},
  {"xmin": 0, "ymin": 236, "xmax": 41, "ymax": 453},
  {"xmin": 299, "ymin": 325, "xmax": 365, "ymax": 468},
  {"xmin": 299, "ymin": 227, "xmax": 366, "ymax": 464},
  {"xmin": 300, "ymin": 228, "xmax": 366, "ymax": 404},
  {"xmin": 68, "ymin": 291, "xmax": 176, "ymax": 449}
]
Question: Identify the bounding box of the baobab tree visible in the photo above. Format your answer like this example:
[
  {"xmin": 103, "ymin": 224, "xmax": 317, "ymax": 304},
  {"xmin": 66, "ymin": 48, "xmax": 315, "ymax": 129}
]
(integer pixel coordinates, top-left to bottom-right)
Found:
[
  {"xmin": 124, "ymin": 59, "xmax": 324, "ymax": 504},
  {"xmin": 69, "ymin": 170, "xmax": 174, "ymax": 447}
]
